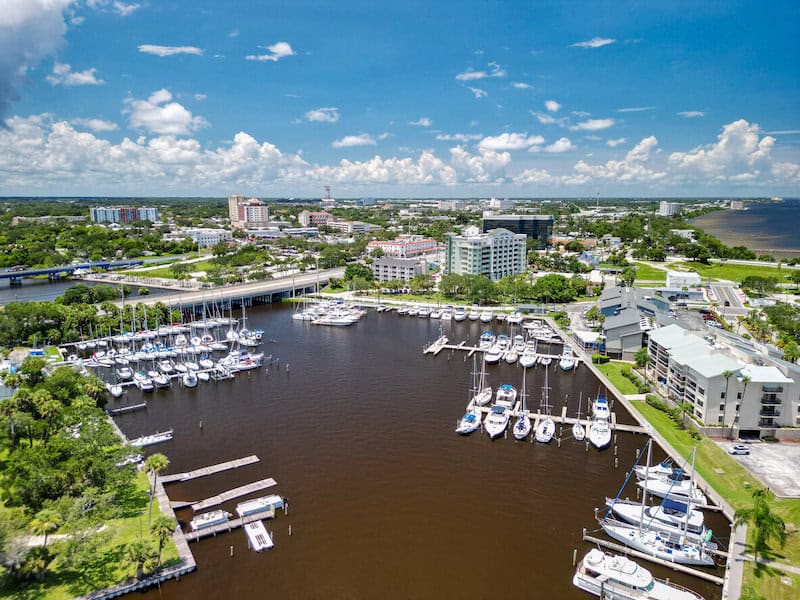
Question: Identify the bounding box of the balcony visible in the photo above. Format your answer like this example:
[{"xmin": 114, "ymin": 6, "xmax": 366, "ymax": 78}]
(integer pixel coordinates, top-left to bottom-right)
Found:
[
  {"xmin": 762, "ymin": 385, "xmax": 784, "ymax": 393},
  {"xmin": 760, "ymin": 408, "xmax": 781, "ymax": 417},
  {"xmin": 759, "ymin": 418, "xmax": 779, "ymax": 427},
  {"xmin": 761, "ymin": 394, "xmax": 782, "ymax": 405}
]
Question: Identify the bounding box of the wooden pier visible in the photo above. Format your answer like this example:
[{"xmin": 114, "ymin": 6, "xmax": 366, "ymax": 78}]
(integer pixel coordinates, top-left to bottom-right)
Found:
[
  {"xmin": 161, "ymin": 455, "xmax": 260, "ymax": 484},
  {"xmin": 107, "ymin": 402, "xmax": 146, "ymax": 416},
  {"xmin": 184, "ymin": 508, "xmax": 277, "ymax": 542},
  {"xmin": 191, "ymin": 479, "xmax": 277, "ymax": 511},
  {"xmin": 581, "ymin": 530, "xmax": 724, "ymax": 585}
]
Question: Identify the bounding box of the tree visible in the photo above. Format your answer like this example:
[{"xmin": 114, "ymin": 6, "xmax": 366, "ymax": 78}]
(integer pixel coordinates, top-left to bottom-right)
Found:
[
  {"xmin": 564, "ymin": 240, "xmax": 584, "ymax": 253},
  {"xmin": 28, "ymin": 509, "xmax": 62, "ymax": 548},
  {"xmin": 734, "ymin": 488, "xmax": 786, "ymax": 562},
  {"xmin": 145, "ymin": 453, "xmax": 170, "ymax": 526},
  {"xmin": 409, "ymin": 273, "xmax": 433, "ymax": 294},
  {"xmin": 620, "ymin": 267, "xmax": 636, "ymax": 287},
  {"xmin": 585, "ymin": 306, "xmax": 600, "ymax": 322},
  {"xmin": 150, "ymin": 515, "xmax": 176, "ymax": 568},
  {"xmin": 634, "ymin": 348, "xmax": 649, "ymax": 368},
  {"xmin": 344, "ymin": 262, "xmax": 373, "ymax": 282},
  {"xmin": 721, "ymin": 369, "xmax": 734, "ymax": 438},
  {"xmin": 125, "ymin": 539, "xmax": 156, "ymax": 580},
  {"xmin": 530, "ymin": 274, "xmax": 577, "ymax": 303},
  {"xmin": 782, "ymin": 340, "xmax": 800, "ymax": 364}
]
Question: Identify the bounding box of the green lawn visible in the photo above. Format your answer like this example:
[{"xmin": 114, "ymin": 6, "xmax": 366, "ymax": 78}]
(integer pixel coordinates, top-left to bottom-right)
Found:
[
  {"xmin": 630, "ymin": 400, "xmax": 800, "ymax": 599},
  {"xmin": 632, "ymin": 262, "xmax": 667, "ymax": 282},
  {"xmin": 130, "ymin": 259, "xmax": 217, "ymax": 279},
  {"xmin": 3, "ymin": 471, "xmax": 181, "ymax": 599},
  {"xmin": 671, "ymin": 261, "xmax": 798, "ymax": 284},
  {"xmin": 595, "ymin": 361, "xmax": 640, "ymax": 395}
]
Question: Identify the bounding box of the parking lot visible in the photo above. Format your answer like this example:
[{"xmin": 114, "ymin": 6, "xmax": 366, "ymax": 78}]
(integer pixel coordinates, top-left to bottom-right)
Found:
[{"xmin": 717, "ymin": 440, "xmax": 800, "ymax": 498}]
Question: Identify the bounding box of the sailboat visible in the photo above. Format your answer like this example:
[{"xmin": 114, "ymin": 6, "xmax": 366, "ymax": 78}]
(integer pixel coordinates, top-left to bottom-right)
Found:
[
  {"xmin": 513, "ymin": 367, "xmax": 532, "ymax": 440},
  {"xmin": 588, "ymin": 392, "xmax": 612, "ymax": 449},
  {"xmin": 573, "ymin": 392, "xmax": 586, "ymax": 441},
  {"xmin": 456, "ymin": 357, "xmax": 483, "ymax": 435},
  {"xmin": 534, "ymin": 366, "xmax": 555, "ymax": 443},
  {"xmin": 471, "ymin": 357, "xmax": 493, "ymax": 406},
  {"xmin": 519, "ymin": 338, "xmax": 537, "ymax": 368}
]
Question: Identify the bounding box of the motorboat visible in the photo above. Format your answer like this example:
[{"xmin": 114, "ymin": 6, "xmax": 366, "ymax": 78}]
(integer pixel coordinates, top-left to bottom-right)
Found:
[
  {"xmin": 397, "ymin": 306, "xmax": 409, "ymax": 315},
  {"xmin": 572, "ymin": 549, "xmax": 705, "ymax": 599},
  {"xmin": 479, "ymin": 310, "xmax": 494, "ymax": 323},
  {"xmin": 483, "ymin": 405, "xmax": 510, "ymax": 439},
  {"xmin": 128, "ymin": 429, "xmax": 173, "ymax": 447},
  {"xmin": 153, "ymin": 373, "xmax": 170, "ymax": 388},
  {"xmin": 559, "ymin": 346, "xmax": 576, "ymax": 371},
  {"xmin": 158, "ymin": 360, "xmax": 174, "ymax": 374},
  {"xmin": 134, "ymin": 373, "xmax": 154, "ymax": 392},
  {"xmin": 506, "ymin": 311, "xmax": 523, "ymax": 325},
  {"xmin": 513, "ymin": 368, "xmax": 531, "ymax": 440},
  {"xmin": 182, "ymin": 371, "xmax": 198, "ymax": 388},
  {"xmin": 235, "ymin": 495, "xmax": 284, "ymax": 518},
  {"xmin": 605, "ymin": 497, "xmax": 711, "ymax": 543},
  {"xmin": 190, "ymin": 510, "xmax": 232, "ymax": 531},
  {"xmin": 511, "ymin": 334, "xmax": 526, "ymax": 353},
  {"xmin": 197, "ymin": 370, "xmax": 210, "ymax": 382},
  {"xmin": 478, "ymin": 331, "xmax": 495, "ymax": 351},
  {"xmin": 417, "ymin": 307, "xmax": 431, "ymax": 318},
  {"xmin": 453, "ymin": 307, "xmax": 467, "ymax": 321},
  {"xmin": 495, "ymin": 312, "xmax": 506, "ymax": 322},
  {"xmin": 116, "ymin": 366, "xmax": 133, "ymax": 380},
  {"xmin": 440, "ymin": 308, "xmax": 452, "ymax": 321},
  {"xmin": 108, "ymin": 384, "xmax": 124, "ymax": 398},
  {"xmin": 539, "ymin": 356, "xmax": 552, "ymax": 367},
  {"xmin": 494, "ymin": 384, "xmax": 517, "ymax": 407},
  {"xmin": 573, "ymin": 422, "xmax": 586, "ymax": 441},
  {"xmin": 468, "ymin": 306, "xmax": 480, "ymax": 321},
  {"xmin": 455, "ymin": 408, "xmax": 482, "ymax": 435},
  {"xmin": 199, "ymin": 357, "xmax": 215, "ymax": 370},
  {"xmin": 484, "ymin": 343, "xmax": 503, "ymax": 364},
  {"xmin": 589, "ymin": 393, "xmax": 612, "ymax": 449},
  {"xmin": 519, "ymin": 340, "xmax": 537, "ymax": 368},
  {"xmin": 185, "ymin": 360, "xmax": 200, "ymax": 371},
  {"xmin": 173, "ymin": 363, "xmax": 188, "ymax": 373},
  {"xmin": 504, "ymin": 348, "xmax": 518, "ymax": 364},
  {"xmin": 430, "ymin": 309, "xmax": 442, "ymax": 319}
]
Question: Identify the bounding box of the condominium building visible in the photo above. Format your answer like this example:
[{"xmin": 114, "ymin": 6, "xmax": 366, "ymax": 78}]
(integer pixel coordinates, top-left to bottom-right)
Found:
[
  {"xmin": 372, "ymin": 257, "xmax": 427, "ymax": 283},
  {"xmin": 481, "ymin": 214, "xmax": 553, "ymax": 250},
  {"xmin": 444, "ymin": 226, "xmax": 527, "ymax": 281},
  {"xmin": 298, "ymin": 210, "xmax": 333, "ymax": 227},
  {"xmin": 326, "ymin": 220, "xmax": 381, "ymax": 234},
  {"xmin": 183, "ymin": 228, "xmax": 233, "ymax": 249},
  {"xmin": 90, "ymin": 206, "xmax": 158, "ymax": 224},
  {"xmin": 366, "ymin": 235, "xmax": 438, "ymax": 258},
  {"xmin": 646, "ymin": 324, "xmax": 799, "ymax": 438},
  {"xmin": 658, "ymin": 201, "xmax": 681, "ymax": 217},
  {"xmin": 228, "ymin": 194, "xmax": 270, "ymax": 229}
]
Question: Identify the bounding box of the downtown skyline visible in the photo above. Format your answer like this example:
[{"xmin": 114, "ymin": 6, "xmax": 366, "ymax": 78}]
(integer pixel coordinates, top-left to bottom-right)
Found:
[{"xmin": 0, "ymin": 0, "xmax": 798, "ymax": 197}]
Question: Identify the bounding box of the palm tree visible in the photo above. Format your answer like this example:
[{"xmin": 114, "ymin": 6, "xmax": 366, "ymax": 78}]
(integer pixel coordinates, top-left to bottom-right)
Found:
[
  {"xmin": 721, "ymin": 369, "xmax": 734, "ymax": 439},
  {"xmin": 782, "ymin": 340, "xmax": 800, "ymax": 364},
  {"xmin": 145, "ymin": 453, "xmax": 170, "ymax": 526},
  {"xmin": 150, "ymin": 515, "xmax": 176, "ymax": 568},
  {"xmin": 733, "ymin": 374, "xmax": 751, "ymax": 440},
  {"xmin": 734, "ymin": 488, "xmax": 786, "ymax": 562},
  {"xmin": 125, "ymin": 539, "xmax": 154, "ymax": 580},
  {"xmin": 28, "ymin": 510, "xmax": 62, "ymax": 548}
]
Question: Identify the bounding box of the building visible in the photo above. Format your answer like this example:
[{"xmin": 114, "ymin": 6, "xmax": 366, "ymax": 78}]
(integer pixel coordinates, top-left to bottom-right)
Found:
[
  {"xmin": 646, "ymin": 324, "xmax": 799, "ymax": 437},
  {"xmin": 665, "ymin": 270, "xmax": 702, "ymax": 289},
  {"xmin": 228, "ymin": 195, "xmax": 270, "ymax": 229},
  {"xmin": 90, "ymin": 206, "xmax": 158, "ymax": 224},
  {"xmin": 669, "ymin": 229, "xmax": 697, "ymax": 241},
  {"xmin": 597, "ymin": 286, "xmax": 670, "ymax": 360},
  {"xmin": 184, "ymin": 228, "xmax": 233, "ymax": 249},
  {"xmin": 372, "ymin": 257, "xmax": 427, "ymax": 283},
  {"xmin": 487, "ymin": 197, "xmax": 514, "ymax": 210},
  {"xmin": 444, "ymin": 226, "xmax": 527, "ymax": 281},
  {"xmin": 298, "ymin": 210, "xmax": 333, "ymax": 227},
  {"xmin": 730, "ymin": 200, "xmax": 746, "ymax": 210},
  {"xmin": 326, "ymin": 220, "xmax": 381, "ymax": 234},
  {"xmin": 481, "ymin": 214, "xmax": 553, "ymax": 250},
  {"xmin": 658, "ymin": 201, "xmax": 681, "ymax": 217},
  {"xmin": 367, "ymin": 235, "xmax": 438, "ymax": 258}
]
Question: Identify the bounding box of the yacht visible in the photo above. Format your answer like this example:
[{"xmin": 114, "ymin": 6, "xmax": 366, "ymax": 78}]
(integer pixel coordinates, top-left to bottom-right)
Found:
[
  {"xmin": 573, "ymin": 549, "xmax": 705, "ymax": 600},
  {"xmin": 453, "ymin": 307, "xmax": 467, "ymax": 321},
  {"xmin": 190, "ymin": 510, "xmax": 232, "ymax": 531},
  {"xmin": 599, "ymin": 519, "xmax": 716, "ymax": 566},
  {"xmin": 468, "ymin": 306, "xmax": 480, "ymax": 321},
  {"xmin": 604, "ymin": 497, "xmax": 711, "ymax": 543},
  {"xmin": 494, "ymin": 384, "xmax": 517, "ymax": 407},
  {"xmin": 633, "ymin": 459, "xmax": 678, "ymax": 480},
  {"xmin": 637, "ymin": 475, "xmax": 708, "ymax": 505},
  {"xmin": 559, "ymin": 346, "xmax": 576, "ymax": 371},
  {"xmin": 513, "ymin": 368, "xmax": 531, "ymax": 440},
  {"xmin": 589, "ymin": 393, "xmax": 612, "ymax": 449},
  {"xmin": 484, "ymin": 405, "xmax": 510, "ymax": 439},
  {"xmin": 455, "ymin": 408, "xmax": 483, "ymax": 435}
]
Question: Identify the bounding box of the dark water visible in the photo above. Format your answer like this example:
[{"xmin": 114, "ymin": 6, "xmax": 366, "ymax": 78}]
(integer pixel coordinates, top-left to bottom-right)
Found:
[
  {"xmin": 105, "ymin": 305, "xmax": 724, "ymax": 600},
  {"xmin": 0, "ymin": 278, "xmax": 166, "ymax": 305},
  {"xmin": 691, "ymin": 198, "xmax": 800, "ymax": 257}
]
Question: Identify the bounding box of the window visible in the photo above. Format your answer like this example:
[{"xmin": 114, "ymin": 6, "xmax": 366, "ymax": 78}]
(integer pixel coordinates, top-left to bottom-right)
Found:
[
  {"xmin": 735, "ymin": 404, "xmax": 740, "ymax": 412},
  {"xmin": 718, "ymin": 415, "xmax": 724, "ymax": 424},
  {"xmin": 737, "ymin": 392, "xmax": 742, "ymax": 400},
  {"xmin": 720, "ymin": 392, "xmax": 726, "ymax": 399},
  {"xmin": 719, "ymin": 403, "xmax": 725, "ymax": 412}
]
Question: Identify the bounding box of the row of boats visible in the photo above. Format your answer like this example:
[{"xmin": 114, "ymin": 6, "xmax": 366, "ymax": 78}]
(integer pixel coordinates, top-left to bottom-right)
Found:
[
  {"xmin": 189, "ymin": 494, "xmax": 286, "ymax": 531},
  {"xmin": 477, "ymin": 331, "xmax": 576, "ymax": 369},
  {"xmin": 395, "ymin": 305, "xmax": 526, "ymax": 324},
  {"xmin": 292, "ymin": 300, "xmax": 367, "ymax": 326}
]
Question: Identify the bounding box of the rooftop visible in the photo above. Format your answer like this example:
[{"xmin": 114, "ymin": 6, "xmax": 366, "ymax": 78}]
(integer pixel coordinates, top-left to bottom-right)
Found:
[{"xmin": 739, "ymin": 365, "xmax": 794, "ymax": 384}]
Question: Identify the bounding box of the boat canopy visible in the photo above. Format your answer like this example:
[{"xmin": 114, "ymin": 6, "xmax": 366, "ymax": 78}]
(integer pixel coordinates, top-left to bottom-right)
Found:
[
  {"xmin": 662, "ymin": 498, "xmax": 688, "ymax": 515},
  {"xmin": 500, "ymin": 384, "xmax": 514, "ymax": 390}
]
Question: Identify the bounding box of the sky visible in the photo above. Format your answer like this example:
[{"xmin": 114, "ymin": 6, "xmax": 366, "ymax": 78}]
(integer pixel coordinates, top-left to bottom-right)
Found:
[{"xmin": 0, "ymin": 0, "xmax": 798, "ymax": 198}]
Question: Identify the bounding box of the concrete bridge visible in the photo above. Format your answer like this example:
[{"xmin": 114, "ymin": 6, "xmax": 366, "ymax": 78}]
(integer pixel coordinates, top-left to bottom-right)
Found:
[{"xmin": 1, "ymin": 260, "xmax": 144, "ymax": 286}]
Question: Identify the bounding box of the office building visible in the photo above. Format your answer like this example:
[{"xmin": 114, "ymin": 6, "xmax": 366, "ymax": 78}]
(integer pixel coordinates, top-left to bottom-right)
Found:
[
  {"xmin": 372, "ymin": 257, "xmax": 427, "ymax": 283},
  {"xmin": 367, "ymin": 235, "xmax": 438, "ymax": 258},
  {"xmin": 183, "ymin": 228, "xmax": 233, "ymax": 249},
  {"xmin": 444, "ymin": 226, "xmax": 526, "ymax": 281},
  {"xmin": 298, "ymin": 210, "xmax": 333, "ymax": 227},
  {"xmin": 481, "ymin": 214, "xmax": 553, "ymax": 250}
]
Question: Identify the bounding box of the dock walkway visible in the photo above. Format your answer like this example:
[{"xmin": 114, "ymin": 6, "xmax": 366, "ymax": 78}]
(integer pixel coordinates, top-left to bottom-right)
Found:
[
  {"xmin": 244, "ymin": 520, "xmax": 274, "ymax": 551},
  {"xmin": 161, "ymin": 455, "xmax": 259, "ymax": 484},
  {"xmin": 184, "ymin": 508, "xmax": 277, "ymax": 542},
  {"xmin": 191, "ymin": 478, "xmax": 277, "ymax": 511}
]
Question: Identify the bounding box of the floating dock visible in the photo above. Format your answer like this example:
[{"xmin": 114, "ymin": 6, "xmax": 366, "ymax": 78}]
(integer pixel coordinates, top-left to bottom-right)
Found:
[
  {"xmin": 184, "ymin": 508, "xmax": 277, "ymax": 542},
  {"xmin": 161, "ymin": 455, "xmax": 260, "ymax": 484},
  {"xmin": 424, "ymin": 335, "xmax": 581, "ymax": 366},
  {"xmin": 191, "ymin": 478, "xmax": 277, "ymax": 511},
  {"xmin": 244, "ymin": 520, "xmax": 274, "ymax": 551},
  {"xmin": 107, "ymin": 402, "xmax": 147, "ymax": 416}
]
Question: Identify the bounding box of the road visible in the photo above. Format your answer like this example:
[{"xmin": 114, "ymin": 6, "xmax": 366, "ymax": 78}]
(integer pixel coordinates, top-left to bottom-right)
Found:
[{"xmin": 711, "ymin": 283, "xmax": 749, "ymax": 319}]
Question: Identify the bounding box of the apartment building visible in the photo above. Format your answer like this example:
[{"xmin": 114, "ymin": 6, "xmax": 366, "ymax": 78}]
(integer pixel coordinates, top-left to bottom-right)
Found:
[
  {"xmin": 90, "ymin": 206, "xmax": 158, "ymax": 224},
  {"xmin": 228, "ymin": 195, "xmax": 270, "ymax": 229},
  {"xmin": 372, "ymin": 257, "xmax": 427, "ymax": 283},
  {"xmin": 444, "ymin": 226, "xmax": 526, "ymax": 281},
  {"xmin": 366, "ymin": 234, "xmax": 438, "ymax": 258}
]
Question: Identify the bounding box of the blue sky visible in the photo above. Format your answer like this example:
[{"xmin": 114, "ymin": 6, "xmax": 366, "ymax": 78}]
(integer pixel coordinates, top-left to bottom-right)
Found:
[{"xmin": 1, "ymin": 0, "xmax": 798, "ymax": 197}]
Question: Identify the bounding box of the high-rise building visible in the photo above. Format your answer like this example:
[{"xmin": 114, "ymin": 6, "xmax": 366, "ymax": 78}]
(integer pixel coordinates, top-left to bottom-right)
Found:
[
  {"xmin": 228, "ymin": 194, "xmax": 270, "ymax": 229},
  {"xmin": 481, "ymin": 214, "xmax": 553, "ymax": 250},
  {"xmin": 89, "ymin": 206, "xmax": 158, "ymax": 224},
  {"xmin": 658, "ymin": 201, "xmax": 681, "ymax": 217},
  {"xmin": 444, "ymin": 226, "xmax": 527, "ymax": 281},
  {"xmin": 228, "ymin": 194, "xmax": 246, "ymax": 223}
]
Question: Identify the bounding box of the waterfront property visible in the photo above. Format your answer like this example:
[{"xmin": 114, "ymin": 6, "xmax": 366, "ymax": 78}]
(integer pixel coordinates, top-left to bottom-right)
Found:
[
  {"xmin": 444, "ymin": 225, "xmax": 527, "ymax": 281},
  {"xmin": 371, "ymin": 256, "xmax": 428, "ymax": 283},
  {"xmin": 480, "ymin": 213, "xmax": 553, "ymax": 249}
]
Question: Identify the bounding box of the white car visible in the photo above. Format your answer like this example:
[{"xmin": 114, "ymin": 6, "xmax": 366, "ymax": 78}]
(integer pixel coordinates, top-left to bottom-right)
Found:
[{"xmin": 729, "ymin": 444, "xmax": 750, "ymax": 456}]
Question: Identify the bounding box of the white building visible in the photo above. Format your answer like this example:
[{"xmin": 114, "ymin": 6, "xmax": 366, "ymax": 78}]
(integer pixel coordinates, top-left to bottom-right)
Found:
[
  {"xmin": 488, "ymin": 197, "xmax": 514, "ymax": 210},
  {"xmin": 372, "ymin": 257, "xmax": 427, "ymax": 283},
  {"xmin": 326, "ymin": 220, "xmax": 381, "ymax": 234},
  {"xmin": 658, "ymin": 201, "xmax": 681, "ymax": 217},
  {"xmin": 298, "ymin": 210, "xmax": 333, "ymax": 227},
  {"xmin": 444, "ymin": 226, "xmax": 527, "ymax": 281},
  {"xmin": 647, "ymin": 324, "xmax": 799, "ymax": 437},
  {"xmin": 228, "ymin": 195, "xmax": 270, "ymax": 229},
  {"xmin": 184, "ymin": 228, "xmax": 233, "ymax": 249},
  {"xmin": 366, "ymin": 235, "xmax": 438, "ymax": 258},
  {"xmin": 665, "ymin": 270, "xmax": 703, "ymax": 288}
]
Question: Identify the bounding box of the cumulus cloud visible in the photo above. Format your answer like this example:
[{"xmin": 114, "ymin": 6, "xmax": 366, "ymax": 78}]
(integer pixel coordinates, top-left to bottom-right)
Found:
[
  {"xmin": 545, "ymin": 137, "xmax": 574, "ymax": 153},
  {"xmin": 124, "ymin": 89, "xmax": 208, "ymax": 135},
  {"xmin": 449, "ymin": 145, "xmax": 511, "ymax": 182},
  {"xmin": 571, "ymin": 37, "xmax": 616, "ymax": 48},
  {"xmin": 305, "ymin": 107, "xmax": 339, "ymax": 123},
  {"xmin": 409, "ymin": 117, "xmax": 432, "ymax": 127},
  {"xmin": 138, "ymin": 45, "xmax": 204, "ymax": 57},
  {"xmin": 514, "ymin": 168, "xmax": 556, "ymax": 185},
  {"xmin": 331, "ymin": 134, "xmax": 376, "ymax": 148},
  {"xmin": 512, "ymin": 82, "xmax": 532, "ymax": 89},
  {"xmin": 570, "ymin": 118, "xmax": 615, "ymax": 131},
  {"xmin": 479, "ymin": 133, "xmax": 544, "ymax": 151},
  {"xmin": 678, "ymin": 111, "xmax": 705, "ymax": 118},
  {"xmin": 625, "ymin": 136, "xmax": 658, "ymax": 162},
  {"xmin": 606, "ymin": 138, "xmax": 626, "ymax": 147},
  {"xmin": 544, "ymin": 100, "xmax": 561, "ymax": 113},
  {"xmin": 468, "ymin": 87, "xmax": 487, "ymax": 99},
  {"xmin": 71, "ymin": 117, "xmax": 118, "ymax": 132},
  {"xmin": 246, "ymin": 41, "xmax": 296, "ymax": 62},
  {"xmin": 569, "ymin": 135, "xmax": 665, "ymax": 183},
  {"xmin": 46, "ymin": 62, "xmax": 103, "ymax": 86},
  {"xmin": 455, "ymin": 61, "xmax": 505, "ymax": 81}
]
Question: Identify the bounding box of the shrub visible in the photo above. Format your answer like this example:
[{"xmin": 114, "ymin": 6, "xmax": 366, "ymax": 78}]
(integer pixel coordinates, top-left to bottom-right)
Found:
[{"xmin": 592, "ymin": 353, "xmax": 610, "ymax": 364}]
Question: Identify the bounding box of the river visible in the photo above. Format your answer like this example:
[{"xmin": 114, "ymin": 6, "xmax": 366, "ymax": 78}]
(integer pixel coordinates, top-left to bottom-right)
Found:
[
  {"xmin": 102, "ymin": 304, "xmax": 725, "ymax": 600},
  {"xmin": 0, "ymin": 278, "xmax": 167, "ymax": 305}
]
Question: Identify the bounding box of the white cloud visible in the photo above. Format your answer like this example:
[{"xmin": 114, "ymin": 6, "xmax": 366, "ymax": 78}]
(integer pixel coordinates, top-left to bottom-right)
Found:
[
  {"xmin": 455, "ymin": 61, "xmax": 506, "ymax": 81},
  {"xmin": 377, "ymin": 132, "xmax": 391, "ymax": 140},
  {"xmin": 305, "ymin": 107, "xmax": 339, "ymax": 123},
  {"xmin": 479, "ymin": 132, "xmax": 544, "ymax": 151},
  {"xmin": 606, "ymin": 137, "xmax": 626, "ymax": 147},
  {"xmin": 533, "ymin": 113, "xmax": 559, "ymax": 125},
  {"xmin": 569, "ymin": 136, "xmax": 665, "ymax": 183},
  {"xmin": 572, "ymin": 110, "xmax": 591, "ymax": 118},
  {"xmin": 245, "ymin": 41, "xmax": 296, "ymax": 62},
  {"xmin": 331, "ymin": 134, "xmax": 376, "ymax": 148},
  {"xmin": 570, "ymin": 118, "xmax": 615, "ymax": 131},
  {"xmin": 69, "ymin": 16, "xmax": 85, "ymax": 25},
  {"xmin": 228, "ymin": 28, "xmax": 240, "ymax": 38},
  {"xmin": 571, "ymin": 37, "xmax": 616, "ymax": 48},
  {"xmin": 765, "ymin": 130, "xmax": 800, "ymax": 135},
  {"xmin": 449, "ymin": 146, "xmax": 511, "ymax": 182},
  {"xmin": 138, "ymin": 45, "xmax": 204, "ymax": 57},
  {"xmin": 87, "ymin": 1, "xmax": 140, "ymax": 16},
  {"xmin": 545, "ymin": 100, "xmax": 561, "ymax": 113},
  {"xmin": 545, "ymin": 137, "xmax": 574, "ymax": 153},
  {"xmin": 124, "ymin": 89, "xmax": 208, "ymax": 135},
  {"xmin": 625, "ymin": 136, "xmax": 658, "ymax": 162},
  {"xmin": 512, "ymin": 82, "xmax": 532, "ymax": 89},
  {"xmin": 71, "ymin": 117, "xmax": 118, "ymax": 132},
  {"xmin": 46, "ymin": 62, "xmax": 103, "ymax": 86},
  {"xmin": 194, "ymin": 93, "xmax": 207, "ymax": 101},
  {"xmin": 617, "ymin": 106, "xmax": 654, "ymax": 113},
  {"xmin": 584, "ymin": 135, "xmax": 601, "ymax": 141},
  {"xmin": 409, "ymin": 117, "xmax": 432, "ymax": 127},
  {"xmin": 678, "ymin": 111, "xmax": 705, "ymax": 118},
  {"xmin": 514, "ymin": 168, "xmax": 556, "ymax": 185},
  {"xmin": 435, "ymin": 133, "xmax": 483, "ymax": 142},
  {"xmin": 468, "ymin": 87, "xmax": 487, "ymax": 99}
]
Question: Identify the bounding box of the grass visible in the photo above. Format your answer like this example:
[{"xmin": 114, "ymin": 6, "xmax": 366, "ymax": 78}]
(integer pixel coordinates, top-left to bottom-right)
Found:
[
  {"xmin": 632, "ymin": 262, "xmax": 667, "ymax": 282},
  {"xmin": 1, "ymin": 471, "xmax": 180, "ymax": 600},
  {"xmin": 671, "ymin": 261, "xmax": 799, "ymax": 284},
  {"xmin": 130, "ymin": 259, "xmax": 217, "ymax": 279},
  {"xmin": 595, "ymin": 361, "xmax": 640, "ymax": 395},
  {"xmin": 630, "ymin": 400, "xmax": 800, "ymax": 597}
]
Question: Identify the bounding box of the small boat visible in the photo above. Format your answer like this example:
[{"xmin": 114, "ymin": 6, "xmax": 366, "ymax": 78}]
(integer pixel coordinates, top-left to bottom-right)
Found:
[
  {"xmin": 108, "ymin": 384, "xmax": 124, "ymax": 398},
  {"xmin": 471, "ymin": 357, "xmax": 493, "ymax": 406},
  {"xmin": 559, "ymin": 346, "xmax": 576, "ymax": 371},
  {"xmin": 479, "ymin": 310, "xmax": 494, "ymax": 323},
  {"xmin": 573, "ymin": 393, "xmax": 586, "ymax": 441},
  {"xmin": 199, "ymin": 357, "xmax": 215, "ymax": 370},
  {"xmin": 484, "ymin": 404, "xmax": 510, "ymax": 439},
  {"xmin": 506, "ymin": 311, "xmax": 523, "ymax": 325},
  {"xmin": 197, "ymin": 370, "xmax": 210, "ymax": 382},
  {"xmin": 190, "ymin": 509, "xmax": 232, "ymax": 531},
  {"xmin": 440, "ymin": 309, "xmax": 452, "ymax": 321},
  {"xmin": 519, "ymin": 340, "xmax": 537, "ymax": 368},
  {"xmin": 494, "ymin": 384, "xmax": 517, "ymax": 406},
  {"xmin": 158, "ymin": 360, "xmax": 174, "ymax": 374},
  {"xmin": 467, "ymin": 306, "xmax": 480, "ymax": 321},
  {"xmin": 637, "ymin": 475, "xmax": 707, "ymax": 505},
  {"xmin": 129, "ymin": 429, "xmax": 173, "ymax": 447},
  {"xmin": 430, "ymin": 309, "xmax": 442, "ymax": 319},
  {"xmin": 456, "ymin": 408, "xmax": 482, "ymax": 435},
  {"xmin": 539, "ymin": 356, "xmax": 552, "ymax": 367},
  {"xmin": 504, "ymin": 349, "xmax": 518, "ymax": 364},
  {"xmin": 235, "ymin": 495, "xmax": 284, "ymax": 518},
  {"xmin": 478, "ymin": 331, "xmax": 495, "ymax": 351},
  {"xmin": 589, "ymin": 393, "xmax": 612, "ymax": 450},
  {"xmin": 153, "ymin": 373, "xmax": 170, "ymax": 388},
  {"xmin": 534, "ymin": 366, "xmax": 554, "ymax": 443},
  {"xmin": 572, "ymin": 549, "xmax": 705, "ymax": 600},
  {"xmin": 182, "ymin": 371, "xmax": 198, "ymax": 388},
  {"xmin": 484, "ymin": 343, "xmax": 503, "ymax": 365},
  {"xmin": 453, "ymin": 307, "xmax": 467, "ymax": 321},
  {"xmin": 513, "ymin": 368, "xmax": 531, "ymax": 440},
  {"xmin": 173, "ymin": 363, "xmax": 188, "ymax": 373},
  {"xmin": 116, "ymin": 366, "xmax": 133, "ymax": 380}
]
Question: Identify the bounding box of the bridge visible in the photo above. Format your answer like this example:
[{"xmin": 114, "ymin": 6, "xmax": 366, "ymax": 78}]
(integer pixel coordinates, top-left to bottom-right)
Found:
[
  {"xmin": 1, "ymin": 260, "xmax": 145, "ymax": 286},
  {"xmin": 112, "ymin": 267, "xmax": 346, "ymax": 308}
]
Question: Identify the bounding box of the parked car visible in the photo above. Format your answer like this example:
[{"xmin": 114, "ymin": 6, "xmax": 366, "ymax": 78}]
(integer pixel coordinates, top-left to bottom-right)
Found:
[{"xmin": 729, "ymin": 444, "xmax": 750, "ymax": 455}]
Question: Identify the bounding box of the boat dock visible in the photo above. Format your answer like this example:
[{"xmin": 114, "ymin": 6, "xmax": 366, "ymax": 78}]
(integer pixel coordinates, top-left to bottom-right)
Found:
[
  {"xmin": 161, "ymin": 455, "xmax": 260, "ymax": 484},
  {"xmin": 581, "ymin": 529, "xmax": 724, "ymax": 585},
  {"xmin": 107, "ymin": 402, "xmax": 147, "ymax": 416},
  {"xmin": 191, "ymin": 478, "xmax": 277, "ymax": 511},
  {"xmin": 184, "ymin": 508, "xmax": 277, "ymax": 542},
  {"xmin": 244, "ymin": 520, "xmax": 274, "ymax": 551},
  {"xmin": 424, "ymin": 335, "xmax": 582, "ymax": 366}
]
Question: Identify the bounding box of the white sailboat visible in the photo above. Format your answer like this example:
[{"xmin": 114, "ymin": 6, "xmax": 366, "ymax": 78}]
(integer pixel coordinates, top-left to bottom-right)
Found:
[
  {"xmin": 534, "ymin": 366, "xmax": 555, "ymax": 443},
  {"xmin": 588, "ymin": 392, "xmax": 612, "ymax": 449},
  {"xmin": 573, "ymin": 392, "xmax": 586, "ymax": 441},
  {"xmin": 512, "ymin": 367, "xmax": 531, "ymax": 440},
  {"xmin": 604, "ymin": 497, "xmax": 711, "ymax": 544},
  {"xmin": 519, "ymin": 338, "xmax": 537, "ymax": 368},
  {"xmin": 471, "ymin": 356, "xmax": 493, "ymax": 406}
]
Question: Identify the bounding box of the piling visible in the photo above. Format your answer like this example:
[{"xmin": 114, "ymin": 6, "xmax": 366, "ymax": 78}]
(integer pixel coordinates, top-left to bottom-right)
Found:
[{"xmin": 572, "ymin": 548, "xmax": 577, "ymax": 567}]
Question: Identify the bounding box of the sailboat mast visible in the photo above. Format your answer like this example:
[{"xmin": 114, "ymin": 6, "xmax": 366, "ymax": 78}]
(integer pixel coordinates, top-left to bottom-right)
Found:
[{"xmin": 640, "ymin": 437, "xmax": 652, "ymax": 533}]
